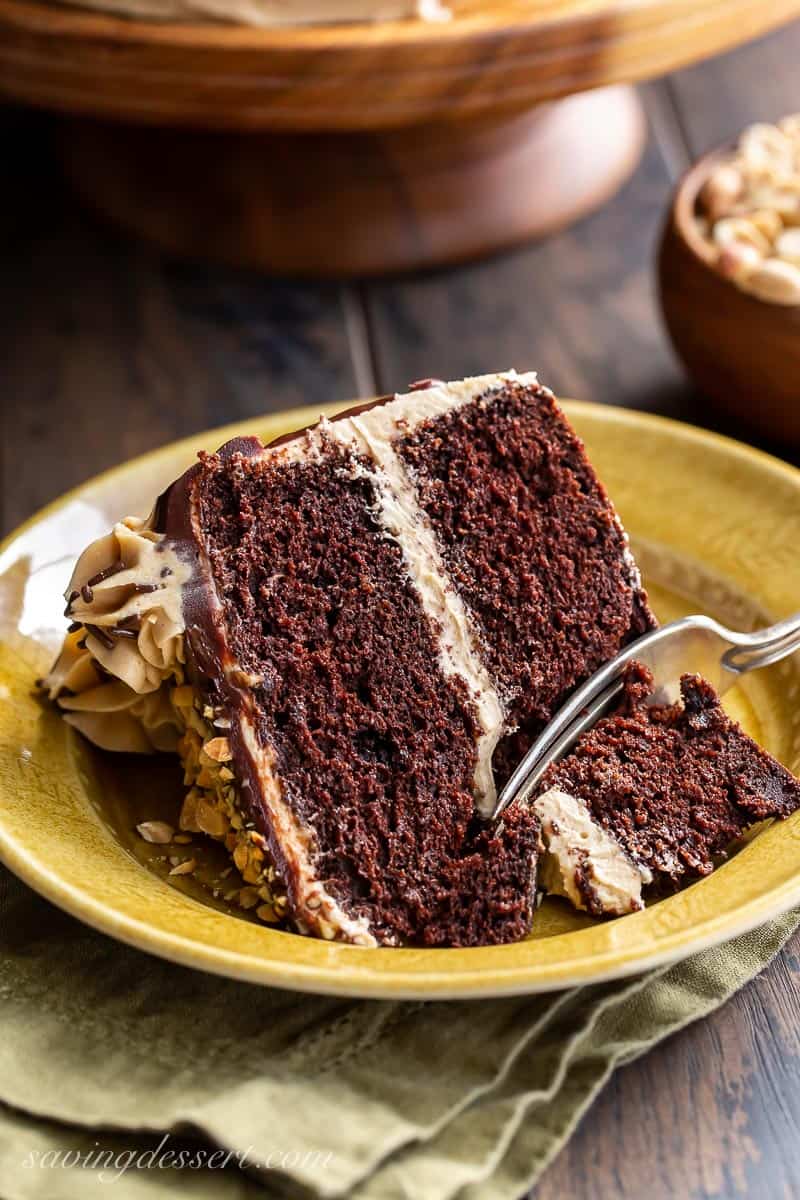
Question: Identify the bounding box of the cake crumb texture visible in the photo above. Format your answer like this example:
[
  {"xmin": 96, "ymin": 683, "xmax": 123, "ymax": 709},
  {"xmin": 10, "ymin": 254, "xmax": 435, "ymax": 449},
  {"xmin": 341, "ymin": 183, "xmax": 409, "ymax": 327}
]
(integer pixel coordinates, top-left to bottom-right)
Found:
[
  {"xmin": 541, "ymin": 662, "xmax": 800, "ymax": 890},
  {"xmin": 398, "ymin": 381, "xmax": 655, "ymax": 782},
  {"xmin": 196, "ymin": 445, "xmax": 538, "ymax": 946}
]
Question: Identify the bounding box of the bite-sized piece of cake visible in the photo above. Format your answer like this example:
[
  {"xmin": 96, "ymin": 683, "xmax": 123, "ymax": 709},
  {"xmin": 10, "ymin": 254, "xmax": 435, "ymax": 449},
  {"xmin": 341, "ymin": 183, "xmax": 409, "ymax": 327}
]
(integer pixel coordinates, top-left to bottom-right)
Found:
[
  {"xmin": 43, "ymin": 370, "xmax": 653, "ymax": 947},
  {"xmin": 535, "ymin": 662, "xmax": 800, "ymax": 917}
]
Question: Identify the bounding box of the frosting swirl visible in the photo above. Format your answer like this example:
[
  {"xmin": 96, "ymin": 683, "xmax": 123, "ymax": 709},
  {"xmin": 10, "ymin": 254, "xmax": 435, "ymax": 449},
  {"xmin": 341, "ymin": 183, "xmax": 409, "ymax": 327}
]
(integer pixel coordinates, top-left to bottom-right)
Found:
[{"xmin": 42, "ymin": 517, "xmax": 191, "ymax": 753}]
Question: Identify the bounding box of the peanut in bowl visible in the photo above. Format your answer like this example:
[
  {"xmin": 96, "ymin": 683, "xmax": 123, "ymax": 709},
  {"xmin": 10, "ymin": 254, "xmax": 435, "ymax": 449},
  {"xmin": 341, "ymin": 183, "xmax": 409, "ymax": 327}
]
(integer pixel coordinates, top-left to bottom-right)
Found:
[{"xmin": 658, "ymin": 117, "xmax": 800, "ymax": 444}]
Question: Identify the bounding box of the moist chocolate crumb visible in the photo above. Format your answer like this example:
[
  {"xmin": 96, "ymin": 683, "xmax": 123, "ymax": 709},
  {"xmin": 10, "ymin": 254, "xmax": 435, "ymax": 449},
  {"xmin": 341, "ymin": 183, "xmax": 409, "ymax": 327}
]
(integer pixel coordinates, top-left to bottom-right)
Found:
[
  {"xmin": 540, "ymin": 661, "xmax": 800, "ymax": 889},
  {"xmin": 398, "ymin": 381, "xmax": 655, "ymax": 786},
  {"xmin": 188, "ymin": 444, "xmax": 539, "ymax": 947}
]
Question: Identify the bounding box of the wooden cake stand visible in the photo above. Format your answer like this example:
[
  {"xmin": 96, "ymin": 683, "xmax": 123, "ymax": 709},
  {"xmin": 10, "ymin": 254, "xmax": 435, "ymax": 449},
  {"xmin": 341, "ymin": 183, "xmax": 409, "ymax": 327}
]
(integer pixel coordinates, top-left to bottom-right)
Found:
[{"xmin": 1, "ymin": 0, "xmax": 799, "ymax": 275}]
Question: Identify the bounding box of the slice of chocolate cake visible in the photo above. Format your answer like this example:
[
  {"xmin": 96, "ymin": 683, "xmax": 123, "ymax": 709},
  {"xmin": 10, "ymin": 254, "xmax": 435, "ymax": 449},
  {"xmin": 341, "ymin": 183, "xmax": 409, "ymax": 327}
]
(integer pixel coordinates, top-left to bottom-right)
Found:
[
  {"xmin": 43, "ymin": 371, "xmax": 654, "ymax": 947},
  {"xmin": 534, "ymin": 663, "xmax": 800, "ymax": 917}
]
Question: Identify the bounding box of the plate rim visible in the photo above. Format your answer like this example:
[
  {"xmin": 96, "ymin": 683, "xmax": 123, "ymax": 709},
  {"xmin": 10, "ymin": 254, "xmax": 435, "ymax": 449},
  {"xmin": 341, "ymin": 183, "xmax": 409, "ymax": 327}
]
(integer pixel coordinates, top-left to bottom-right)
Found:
[{"xmin": 2, "ymin": 398, "xmax": 800, "ymax": 999}]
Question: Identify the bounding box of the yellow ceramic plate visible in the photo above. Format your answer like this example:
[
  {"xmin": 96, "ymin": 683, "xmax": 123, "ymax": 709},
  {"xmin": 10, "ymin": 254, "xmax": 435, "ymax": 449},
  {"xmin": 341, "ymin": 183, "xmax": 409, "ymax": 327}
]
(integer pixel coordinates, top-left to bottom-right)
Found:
[{"xmin": 2, "ymin": 402, "xmax": 800, "ymax": 999}]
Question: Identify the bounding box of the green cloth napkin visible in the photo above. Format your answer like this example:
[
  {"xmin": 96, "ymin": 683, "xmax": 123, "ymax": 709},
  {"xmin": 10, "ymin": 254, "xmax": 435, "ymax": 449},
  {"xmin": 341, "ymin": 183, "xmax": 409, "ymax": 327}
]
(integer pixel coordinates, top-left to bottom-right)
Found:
[{"xmin": 1, "ymin": 865, "xmax": 797, "ymax": 1200}]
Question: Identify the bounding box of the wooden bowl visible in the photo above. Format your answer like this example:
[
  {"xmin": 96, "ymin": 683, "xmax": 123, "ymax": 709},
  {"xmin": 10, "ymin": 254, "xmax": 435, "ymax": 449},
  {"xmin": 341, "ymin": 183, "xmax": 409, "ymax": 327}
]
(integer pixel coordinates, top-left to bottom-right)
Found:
[{"xmin": 658, "ymin": 148, "xmax": 800, "ymax": 444}]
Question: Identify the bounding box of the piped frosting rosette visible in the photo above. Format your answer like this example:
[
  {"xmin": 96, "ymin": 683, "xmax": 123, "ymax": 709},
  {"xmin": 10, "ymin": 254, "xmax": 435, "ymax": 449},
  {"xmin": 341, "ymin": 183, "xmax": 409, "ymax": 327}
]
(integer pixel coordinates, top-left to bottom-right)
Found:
[{"xmin": 42, "ymin": 517, "xmax": 191, "ymax": 753}]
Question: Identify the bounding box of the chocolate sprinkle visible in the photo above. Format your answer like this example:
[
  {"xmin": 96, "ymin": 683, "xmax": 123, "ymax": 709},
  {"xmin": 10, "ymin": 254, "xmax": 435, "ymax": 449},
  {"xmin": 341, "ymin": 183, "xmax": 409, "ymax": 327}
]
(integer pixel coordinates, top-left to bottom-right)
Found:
[
  {"xmin": 85, "ymin": 624, "xmax": 114, "ymax": 650},
  {"xmin": 131, "ymin": 583, "xmax": 159, "ymax": 595},
  {"xmin": 86, "ymin": 559, "xmax": 125, "ymax": 588},
  {"xmin": 67, "ymin": 621, "xmax": 83, "ymax": 634},
  {"xmin": 160, "ymin": 566, "xmax": 173, "ymax": 578},
  {"xmin": 81, "ymin": 584, "xmax": 94, "ymax": 604},
  {"xmin": 115, "ymin": 615, "xmax": 141, "ymax": 630}
]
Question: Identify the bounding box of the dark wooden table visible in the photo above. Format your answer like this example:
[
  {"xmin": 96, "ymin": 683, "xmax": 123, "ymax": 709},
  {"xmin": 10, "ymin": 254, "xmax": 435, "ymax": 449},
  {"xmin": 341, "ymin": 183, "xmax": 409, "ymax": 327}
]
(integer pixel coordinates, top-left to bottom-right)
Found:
[{"xmin": 2, "ymin": 21, "xmax": 800, "ymax": 1199}]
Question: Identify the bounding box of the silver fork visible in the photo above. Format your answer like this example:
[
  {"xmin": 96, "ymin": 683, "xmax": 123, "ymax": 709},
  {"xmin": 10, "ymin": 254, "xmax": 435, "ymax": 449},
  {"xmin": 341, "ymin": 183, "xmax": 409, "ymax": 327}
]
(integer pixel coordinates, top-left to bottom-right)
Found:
[{"xmin": 492, "ymin": 611, "xmax": 800, "ymax": 821}]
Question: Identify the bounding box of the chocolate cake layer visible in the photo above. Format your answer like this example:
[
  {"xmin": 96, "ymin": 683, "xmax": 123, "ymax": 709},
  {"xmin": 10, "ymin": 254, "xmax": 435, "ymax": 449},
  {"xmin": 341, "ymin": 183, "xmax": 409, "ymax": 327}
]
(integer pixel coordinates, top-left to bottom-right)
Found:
[
  {"xmin": 536, "ymin": 663, "xmax": 800, "ymax": 914},
  {"xmin": 397, "ymin": 381, "xmax": 655, "ymax": 783},
  {"xmin": 187, "ymin": 441, "xmax": 536, "ymax": 945}
]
